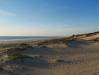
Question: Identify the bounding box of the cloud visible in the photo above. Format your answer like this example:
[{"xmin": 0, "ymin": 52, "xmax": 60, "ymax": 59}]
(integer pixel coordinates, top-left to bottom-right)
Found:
[{"xmin": 0, "ymin": 10, "xmax": 16, "ymax": 16}]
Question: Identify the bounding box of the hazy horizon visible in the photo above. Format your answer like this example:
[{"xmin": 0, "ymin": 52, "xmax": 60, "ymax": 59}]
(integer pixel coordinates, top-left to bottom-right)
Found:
[{"xmin": 0, "ymin": 0, "xmax": 99, "ymax": 36}]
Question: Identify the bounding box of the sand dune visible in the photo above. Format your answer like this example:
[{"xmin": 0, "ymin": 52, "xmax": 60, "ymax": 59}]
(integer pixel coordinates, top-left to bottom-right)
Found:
[
  {"xmin": 82, "ymin": 34, "xmax": 99, "ymax": 40},
  {"xmin": 0, "ymin": 32, "xmax": 99, "ymax": 75}
]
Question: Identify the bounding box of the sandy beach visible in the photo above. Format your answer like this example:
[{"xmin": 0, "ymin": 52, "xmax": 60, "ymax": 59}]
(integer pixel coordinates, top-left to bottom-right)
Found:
[{"xmin": 0, "ymin": 32, "xmax": 99, "ymax": 75}]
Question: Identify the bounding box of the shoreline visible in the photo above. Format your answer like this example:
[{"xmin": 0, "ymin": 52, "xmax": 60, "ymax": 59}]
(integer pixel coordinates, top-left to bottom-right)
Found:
[{"xmin": 0, "ymin": 36, "xmax": 64, "ymax": 44}]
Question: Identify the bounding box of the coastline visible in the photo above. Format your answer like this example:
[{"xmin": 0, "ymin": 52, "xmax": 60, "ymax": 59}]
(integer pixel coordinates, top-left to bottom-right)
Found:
[{"xmin": 0, "ymin": 37, "xmax": 64, "ymax": 48}]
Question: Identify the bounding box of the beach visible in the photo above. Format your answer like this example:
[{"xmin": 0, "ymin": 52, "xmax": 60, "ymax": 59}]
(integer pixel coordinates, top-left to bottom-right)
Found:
[{"xmin": 0, "ymin": 32, "xmax": 99, "ymax": 75}]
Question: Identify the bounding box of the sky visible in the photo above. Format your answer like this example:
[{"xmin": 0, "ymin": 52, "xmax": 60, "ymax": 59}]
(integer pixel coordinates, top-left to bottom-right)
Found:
[{"xmin": 0, "ymin": 0, "xmax": 99, "ymax": 36}]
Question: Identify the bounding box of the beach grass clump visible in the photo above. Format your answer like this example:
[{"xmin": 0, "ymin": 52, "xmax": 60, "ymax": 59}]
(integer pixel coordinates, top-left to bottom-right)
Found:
[
  {"xmin": 93, "ymin": 38, "xmax": 99, "ymax": 42},
  {"xmin": 16, "ymin": 43, "xmax": 33, "ymax": 49},
  {"xmin": 36, "ymin": 38, "xmax": 70, "ymax": 48},
  {"xmin": 32, "ymin": 55, "xmax": 43, "ymax": 60},
  {"xmin": 7, "ymin": 54, "xmax": 32, "ymax": 61},
  {"xmin": 56, "ymin": 59, "xmax": 65, "ymax": 63}
]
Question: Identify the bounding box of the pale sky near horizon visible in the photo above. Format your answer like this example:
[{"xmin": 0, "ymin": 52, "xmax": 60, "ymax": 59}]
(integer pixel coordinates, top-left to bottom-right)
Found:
[{"xmin": 0, "ymin": 0, "xmax": 99, "ymax": 36}]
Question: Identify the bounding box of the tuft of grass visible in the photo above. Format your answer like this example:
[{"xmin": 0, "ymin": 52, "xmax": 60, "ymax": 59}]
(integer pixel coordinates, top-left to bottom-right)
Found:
[
  {"xmin": 16, "ymin": 43, "xmax": 33, "ymax": 49},
  {"xmin": 56, "ymin": 59, "xmax": 65, "ymax": 63},
  {"xmin": 7, "ymin": 54, "xmax": 32, "ymax": 61},
  {"xmin": 93, "ymin": 38, "xmax": 99, "ymax": 42}
]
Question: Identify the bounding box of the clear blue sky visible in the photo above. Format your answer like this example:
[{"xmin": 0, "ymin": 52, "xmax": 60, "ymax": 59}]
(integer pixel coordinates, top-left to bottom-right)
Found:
[{"xmin": 0, "ymin": 0, "xmax": 99, "ymax": 36}]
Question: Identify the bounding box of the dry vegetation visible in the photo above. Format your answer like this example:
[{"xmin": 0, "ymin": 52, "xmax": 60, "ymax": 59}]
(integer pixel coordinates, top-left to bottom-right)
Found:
[
  {"xmin": 0, "ymin": 32, "xmax": 99, "ymax": 75},
  {"xmin": 92, "ymin": 38, "xmax": 99, "ymax": 42}
]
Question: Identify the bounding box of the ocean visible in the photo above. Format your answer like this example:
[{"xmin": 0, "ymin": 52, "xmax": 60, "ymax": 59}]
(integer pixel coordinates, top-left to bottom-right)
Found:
[{"xmin": 0, "ymin": 36, "xmax": 60, "ymax": 41}]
